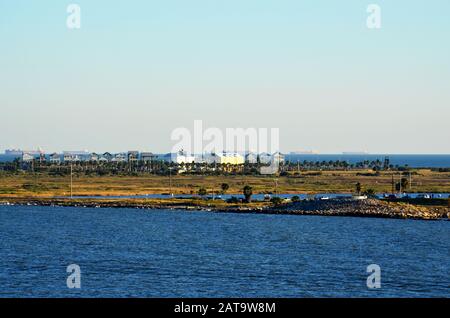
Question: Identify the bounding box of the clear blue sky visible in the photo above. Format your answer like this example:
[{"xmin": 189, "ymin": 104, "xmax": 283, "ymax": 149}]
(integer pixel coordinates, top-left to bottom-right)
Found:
[{"xmin": 1, "ymin": 0, "xmax": 449, "ymax": 153}]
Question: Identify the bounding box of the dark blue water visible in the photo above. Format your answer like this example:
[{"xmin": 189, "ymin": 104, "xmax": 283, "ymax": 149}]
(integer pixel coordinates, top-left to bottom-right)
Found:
[{"xmin": 0, "ymin": 205, "xmax": 449, "ymax": 297}]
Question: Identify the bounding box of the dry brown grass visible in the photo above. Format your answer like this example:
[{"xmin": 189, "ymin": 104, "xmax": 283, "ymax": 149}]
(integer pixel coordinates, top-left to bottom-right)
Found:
[{"xmin": 0, "ymin": 169, "xmax": 449, "ymax": 198}]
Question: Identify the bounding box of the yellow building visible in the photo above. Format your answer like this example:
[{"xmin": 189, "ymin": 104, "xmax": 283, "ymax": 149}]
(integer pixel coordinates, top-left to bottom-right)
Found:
[{"xmin": 208, "ymin": 152, "xmax": 245, "ymax": 165}]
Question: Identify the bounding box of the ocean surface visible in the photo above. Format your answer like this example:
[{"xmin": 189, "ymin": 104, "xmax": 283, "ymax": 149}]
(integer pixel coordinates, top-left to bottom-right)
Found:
[{"xmin": 0, "ymin": 205, "xmax": 449, "ymax": 298}]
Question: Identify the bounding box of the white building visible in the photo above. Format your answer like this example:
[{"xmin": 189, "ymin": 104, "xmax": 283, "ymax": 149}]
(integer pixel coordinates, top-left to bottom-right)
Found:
[
  {"xmin": 22, "ymin": 153, "xmax": 35, "ymax": 162},
  {"xmin": 141, "ymin": 152, "xmax": 154, "ymax": 162},
  {"xmin": 259, "ymin": 152, "xmax": 285, "ymax": 165},
  {"xmin": 102, "ymin": 152, "xmax": 113, "ymax": 161},
  {"xmin": 259, "ymin": 153, "xmax": 272, "ymax": 164},
  {"xmin": 98, "ymin": 155, "xmax": 109, "ymax": 163},
  {"xmin": 112, "ymin": 153, "xmax": 127, "ymax": 162},
  {"xmin": 89, "ymin": 153, "xmax": 100, "ymax": 162},
  {"xmin": 49, "ymin": 153, "xmax": 61, "ymax": 164},
  {"xmin": 63, "ymin": 151, "xmax": 89, "ymax": 162},
  {"xmin": 169, "ymin": 151, "xmax": 196, "ymax": 164},
  {"xmin": 245, "ymin": 152, "xmax": 258, "ymax": 164},
  {"xmin": 127, "ymin": 151, "xmax": 139, "ymax": 162},
  {"xmin": 205, "ymin": 152, "xmax": 245, "ymax": 165},
  {"xmin": 272, "ymin": 152, "xmax": 285, "ymax": 164}
]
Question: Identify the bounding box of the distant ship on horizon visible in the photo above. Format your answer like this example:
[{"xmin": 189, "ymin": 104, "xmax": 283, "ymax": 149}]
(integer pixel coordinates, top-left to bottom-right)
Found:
[
  {"xmin": 342, "ymin": 151, "xmax": 370, "ymax": 155},
  {"xmin": 5, "ymin": 148, "xmax": 44, "ymax": 156},
  {"xmin": 4, "ymin": 149, "xmax": 23, "ymax": 155},
  {"xmin": 290, "ymin": 150, "xmax": 320, "ymax": 155}
]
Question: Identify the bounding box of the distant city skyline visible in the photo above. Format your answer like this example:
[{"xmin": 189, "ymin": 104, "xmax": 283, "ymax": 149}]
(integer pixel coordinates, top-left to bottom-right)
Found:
[{"xmin": 1, "ymin": 1, "xmax": 449, "ymax": 154}]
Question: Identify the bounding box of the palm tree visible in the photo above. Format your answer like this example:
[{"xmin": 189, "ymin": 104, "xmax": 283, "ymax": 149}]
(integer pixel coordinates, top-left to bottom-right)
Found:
[
  {"xmin": 363, "ymin": 188, "xmax": 376, "ymax": 198},
  {"xmin": 270, "ymin": 197, "xmax": 283, "ymax": 205},
  {"xmin": 198, "ymin": 187, "xmax": 207, "ymax": 197},
  {"xmin": 221, "ymin": 183, "xmax": 229, "ymax": 194},
  {"xmin": 355, "ymin": 182, "xmax": 362, "ymax": 195},
  {"xmin": 243, "ymin": 185, "xmax": 253, "ymax": 203}
]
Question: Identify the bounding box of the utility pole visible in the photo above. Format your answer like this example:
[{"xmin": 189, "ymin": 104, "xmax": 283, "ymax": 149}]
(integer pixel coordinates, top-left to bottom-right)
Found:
[
  {"xmin": 409, "ymin": 171, "xmax": 412, "ymax": 191},
  {"xmin": 169, "ymin": 166, "xmax": 173, "ymax": 197},
  {"xmin": 391, "ymin": 174, "xmax": 395, "ymax": 194},
  {"xmin": 32, "ymin": 159, "xmax": 37, "ymax": 189},
  {"xmin": 70, "ymin": 163, "xmax": 73, "ymax": 199}
]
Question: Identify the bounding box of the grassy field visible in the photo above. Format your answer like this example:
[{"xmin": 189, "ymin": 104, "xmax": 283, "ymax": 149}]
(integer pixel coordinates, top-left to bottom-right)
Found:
[{"xmin": 0, "ymin": 169, "xmax": 449, "ymax": 198}]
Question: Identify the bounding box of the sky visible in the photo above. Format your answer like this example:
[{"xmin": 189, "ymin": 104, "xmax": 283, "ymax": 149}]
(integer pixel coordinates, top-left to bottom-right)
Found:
[{"xmin": 0, "ymin": 0, "xmax": 449, "ymax": 154}]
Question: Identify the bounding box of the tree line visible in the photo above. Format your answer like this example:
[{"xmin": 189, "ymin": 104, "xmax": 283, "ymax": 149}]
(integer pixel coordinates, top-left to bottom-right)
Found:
[{"xmin": 0, "ymin": 157, "xmax": 414, "ymax": 176}]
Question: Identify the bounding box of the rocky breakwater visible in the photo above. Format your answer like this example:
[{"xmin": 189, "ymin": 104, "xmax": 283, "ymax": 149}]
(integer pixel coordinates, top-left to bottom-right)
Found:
[{"xmin": 270, "ymin": 199, "xmax": 448, "ymax": 220}]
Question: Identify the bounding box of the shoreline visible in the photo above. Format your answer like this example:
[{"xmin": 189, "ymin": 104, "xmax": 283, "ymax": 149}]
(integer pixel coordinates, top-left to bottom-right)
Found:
[{"xmin": 1, "ymin": 197, "xmax": 448, "ymax": 221}]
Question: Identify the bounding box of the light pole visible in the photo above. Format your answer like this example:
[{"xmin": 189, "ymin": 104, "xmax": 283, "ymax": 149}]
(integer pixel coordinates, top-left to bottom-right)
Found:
[
  {"xmin": 169, "ymin": 165, "xmax": 173, "ymax": 197},
  {"xmin": 275, "ymin": 178, "xmax": 278, "ymax": 196},
  {"xmin": 391, "ymin": 173, "xmax": 395, "ymax": 195},
  {"xmin": 70, "ymin": 162, "xmax": 73, "ymax": 199}
]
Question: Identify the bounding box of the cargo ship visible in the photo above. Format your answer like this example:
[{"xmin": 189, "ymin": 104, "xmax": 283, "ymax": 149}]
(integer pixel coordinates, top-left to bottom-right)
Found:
[{"xmin": 5, "ymin": 148, "xmax": 44, "ymax": 156}]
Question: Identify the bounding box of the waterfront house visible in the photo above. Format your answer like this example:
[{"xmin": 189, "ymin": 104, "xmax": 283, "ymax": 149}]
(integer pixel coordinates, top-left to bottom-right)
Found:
[
  {"xmin": 127, "ymin": 151, "xmax": 139, "ymax": 162},
  {"xmin": 112, "ymin": 153, "xmax": 127, "ymax": 163},
  {"xmin": 206, "ymin": 152, "xmax": 245, "ymax": 165},
  {"xmin": 259, "ymin": 152, "xmax": 285, "ymax": 165},
  {"xmin": 272, "ymin": 152, "xmax": 285, "ymax": 164},
  {"xmin": 63, "ymin": 151, "xmax": 89, "ymax": 162},
  {"xmin": 245, "ymin": 152, "xmax": 258, "ymax": 164},
  {"xmin": 259, "ymin": 153, "xmax": 272, "ymax": 164},
  {"xmin": 141, "ymin": 152, "xmax": 154, "ymax": 162},
  {"xmin": 22, "ymin": 153, "xmax": 34, "ymax": 162},
  {"xmin": 63, "ymin": 154, "xmax": 82, "ymax": 162},
  {"xmin": 218, "ymin": 152, "xmax": 244, "ymax": 165},
  {"xmin": 49, "ymin": 153, "xmax": 61, "ymax": 164},
  {"xmin": 89, "ymin": 153, "xmax": 100, "ymax": 162},
  {"xmin": 38, "ymin": 153, "xmax": 46, "ymax": 163},
  {"xmin": 102, "ymin": 152, "xmax": 113, "ymax": 161},
  {"xmin": 169, "ymin": 150, "xmax": 196, "ymax": 164},
  {"xmin": 98, "ymin": 155, "xmax": 109, "ymax": 162}
]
